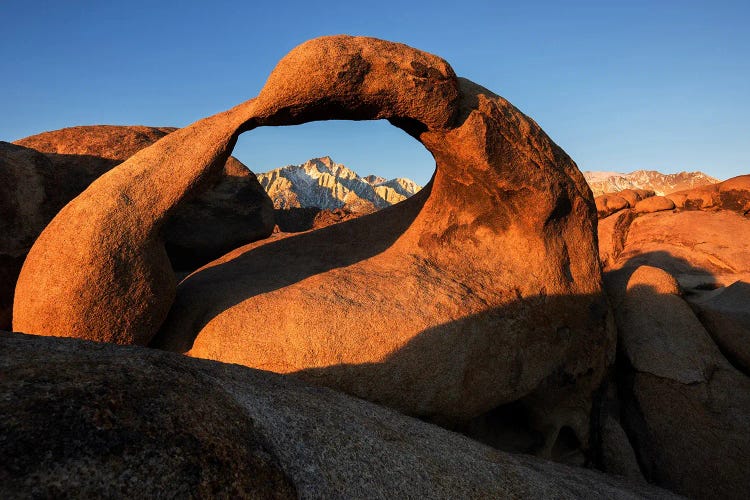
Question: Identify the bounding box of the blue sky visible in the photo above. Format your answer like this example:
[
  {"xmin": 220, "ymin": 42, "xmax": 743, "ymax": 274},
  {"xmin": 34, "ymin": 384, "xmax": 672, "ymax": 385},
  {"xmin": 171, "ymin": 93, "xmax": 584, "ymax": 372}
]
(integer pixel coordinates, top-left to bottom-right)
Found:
[{"xmin": 1, "ymin": 0, "xmax": 748, "ymax": 185}]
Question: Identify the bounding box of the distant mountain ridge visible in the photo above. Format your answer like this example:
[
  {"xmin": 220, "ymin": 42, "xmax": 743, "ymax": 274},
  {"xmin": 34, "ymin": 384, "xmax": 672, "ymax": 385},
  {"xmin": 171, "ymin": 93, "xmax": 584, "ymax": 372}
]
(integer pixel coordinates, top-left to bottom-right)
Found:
[
  {"xmin": 583, "ymin": 170, "xmax": 719, "ymax": 196},
  {"xmin": 256, "ymin": 156, "xmax": 422, "ymax": 211}
]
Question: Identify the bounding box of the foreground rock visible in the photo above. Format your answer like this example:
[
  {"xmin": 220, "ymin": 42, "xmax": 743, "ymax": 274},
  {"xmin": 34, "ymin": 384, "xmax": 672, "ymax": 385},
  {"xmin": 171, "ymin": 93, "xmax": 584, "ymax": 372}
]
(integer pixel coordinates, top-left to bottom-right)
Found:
[
  {"xmin": 611, "ymin": 266, "xmax": 750, "ymax": 499},
  {"xmin": 0, "ymin": 332, "xmax": 675, "ymax": 499},
  {"xmin": 15, "ymin": 35, "xmax": 613, "ymax": 455},
  {"xmin": 15, "ymin": 125, "xmax": 274, "ymax": 270}
]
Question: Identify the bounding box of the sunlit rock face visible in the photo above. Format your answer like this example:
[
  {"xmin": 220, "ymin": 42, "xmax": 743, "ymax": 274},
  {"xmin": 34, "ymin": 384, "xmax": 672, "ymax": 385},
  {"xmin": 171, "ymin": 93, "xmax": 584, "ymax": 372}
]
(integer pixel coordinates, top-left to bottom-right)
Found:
[
  {"xmin": 13, "ymin": 36, "xmax": 614, "ymax": 460},
  {"xmin": 257, "ymin": 156, "xmax": 421, "ymax": 211}
]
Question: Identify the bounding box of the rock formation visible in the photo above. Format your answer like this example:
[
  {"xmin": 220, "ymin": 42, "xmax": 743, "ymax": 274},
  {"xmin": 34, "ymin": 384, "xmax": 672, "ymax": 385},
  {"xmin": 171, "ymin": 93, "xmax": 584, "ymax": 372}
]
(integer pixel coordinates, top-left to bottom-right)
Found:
[
  {"xmin": 1, "ymin": 127, "xmax": 273, "ymax": 330},
  {"xmin": 14, "ymin": 125, "xmax": 275, "ymax": 270},
  {"xmin": 0, "ymin": 142, "xmax": 65, "ymax": 329},
  {"xmin": 0, "ymin": 331, "xmax": 677, "ymax": 499},
  {"xmin": 633, "ymin": 195, "xmax": 674, "ymax": 214},
  {"xmin": 608, "ymin": 266, "xmax": 750, "ymax": 499},
  {"xmin": 14, "ymin": 35, "xmax": 613, "ymax": 459},
  {"xmin": 584, "ymin": 169, "xmax": 718, "ymax": 196},
  {"xmin": 257, "ymin": 156, "xmax": 421, "ymax": 211},
  {"xmin": 666, "ymin": 174, "xmax": 750, "ymax": 213}
]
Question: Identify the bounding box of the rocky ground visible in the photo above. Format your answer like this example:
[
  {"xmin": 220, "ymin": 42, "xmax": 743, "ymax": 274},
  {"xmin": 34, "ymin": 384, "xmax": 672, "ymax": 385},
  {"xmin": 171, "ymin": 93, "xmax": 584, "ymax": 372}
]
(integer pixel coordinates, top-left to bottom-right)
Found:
[{"xmin": 2, "ymin": 35, "xmax": 748, "ymax": 498}]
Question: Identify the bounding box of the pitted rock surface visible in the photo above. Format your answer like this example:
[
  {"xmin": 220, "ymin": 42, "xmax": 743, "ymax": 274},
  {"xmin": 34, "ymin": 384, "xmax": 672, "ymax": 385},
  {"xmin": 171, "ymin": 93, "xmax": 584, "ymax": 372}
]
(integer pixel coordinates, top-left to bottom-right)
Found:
[{"xmin": 0, "ymin": 332, "xmax": 677, "ymax": 499}]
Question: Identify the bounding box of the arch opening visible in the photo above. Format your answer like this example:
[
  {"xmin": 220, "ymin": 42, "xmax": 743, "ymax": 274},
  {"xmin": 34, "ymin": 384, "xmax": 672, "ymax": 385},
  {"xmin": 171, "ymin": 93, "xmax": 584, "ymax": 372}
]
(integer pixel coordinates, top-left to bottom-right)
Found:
[{"xmin": 233, "ymin": 119, "xmax": 435, "ymax": 232}]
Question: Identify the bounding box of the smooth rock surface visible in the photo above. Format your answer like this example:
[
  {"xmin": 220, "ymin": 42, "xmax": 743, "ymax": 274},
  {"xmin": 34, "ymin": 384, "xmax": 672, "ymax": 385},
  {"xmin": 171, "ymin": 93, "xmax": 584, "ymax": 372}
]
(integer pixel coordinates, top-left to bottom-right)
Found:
[
  {"xmin": 596, "ymin": 194, "xmax": 629, "ymax": 218},
  {"xmin": 633, "ymin": 196, "xmax": 674, "ymax": 214},
  {"xmin": 612, "ymin": 266, "xmax": 750, "ymax": 499},
  {"xmin": 690, "ymin": 280, "xmax": 750, "ymax": 373},
  {"xmin": 0, "ymin": 332, "xmax": 676, "ymax": 499}
]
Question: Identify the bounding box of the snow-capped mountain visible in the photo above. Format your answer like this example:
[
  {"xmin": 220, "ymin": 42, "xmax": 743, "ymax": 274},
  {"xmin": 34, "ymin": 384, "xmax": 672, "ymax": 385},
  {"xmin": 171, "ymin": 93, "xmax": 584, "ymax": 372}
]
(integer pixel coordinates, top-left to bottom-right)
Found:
[
  {"xmin": 256, "ymin": 156, "xmax": 422, "ymax": 211},
  {"xmin": 583, "ymin": 170, "xmax": 719, "ymax": 196}
]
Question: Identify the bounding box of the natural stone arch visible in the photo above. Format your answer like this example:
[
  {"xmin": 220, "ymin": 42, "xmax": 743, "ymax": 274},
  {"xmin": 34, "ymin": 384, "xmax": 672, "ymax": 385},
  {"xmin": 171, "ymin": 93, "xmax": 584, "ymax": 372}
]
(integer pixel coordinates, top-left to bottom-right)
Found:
[{"xmin": 14, "ymin": 36, "xmax": 613, "ymax": 451}]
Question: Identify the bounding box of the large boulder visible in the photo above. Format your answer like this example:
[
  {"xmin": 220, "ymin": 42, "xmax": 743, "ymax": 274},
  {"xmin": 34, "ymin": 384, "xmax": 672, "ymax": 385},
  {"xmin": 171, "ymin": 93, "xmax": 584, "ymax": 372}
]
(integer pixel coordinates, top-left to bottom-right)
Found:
[
  {"xmin": 1, "ymin": 127, "xmax": 273, "ymax": 330},
  {"xmin": 595, "ymin": 194, "xmax": 629, "ymax": 218},
  {"xmin": 633, "ymin": 196, "xmax": 674, "ymax": 214},
  {"xmin": 608, "ymin": 210, "xmax": 750, "ymax": 289},
  {"xmin": 690, "ymin": 280, "xmax": 750, "ymax": 373},
  {"xmin": 15, "ymin": 125, "xmax": 274, "ymax": 270},
  {"xmin": 15, "ymin": 37, "xmax": 613, "ymax": 452},
  {"xmin": 0, "ymin": 142, "xmax": 66, "ymax": 329},
  {"xmin": 613, "ymin": 266, "xmax": 750, "ymax": 499},
  {"xmin": 0, "ymin": 331, "xmax": 676, "ymax": 499}
]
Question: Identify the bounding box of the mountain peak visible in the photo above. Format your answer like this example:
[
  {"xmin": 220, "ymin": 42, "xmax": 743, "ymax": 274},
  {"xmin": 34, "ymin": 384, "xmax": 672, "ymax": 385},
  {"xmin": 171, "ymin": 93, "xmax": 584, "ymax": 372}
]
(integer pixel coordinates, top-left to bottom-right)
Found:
[
  {"xmin": 257, "ymin": 157, "xmax": 422, "ymax": 211},
  {"xmin": 583, "ymin": 169, "xmax": 719, "ymax": 196}
]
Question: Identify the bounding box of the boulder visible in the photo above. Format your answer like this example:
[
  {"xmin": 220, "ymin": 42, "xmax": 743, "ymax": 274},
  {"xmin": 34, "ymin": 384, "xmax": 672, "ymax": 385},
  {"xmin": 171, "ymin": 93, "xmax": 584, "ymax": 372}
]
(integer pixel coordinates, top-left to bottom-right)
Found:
[
  {"xmin": 613, "ymin": 266, "xmax": 750, "ymax": 499},
  {"xmin": 595, "ymin": 194, "xmax": 629, "ymax": 218},
  {"xmin": 610, "ymin": 210, "xmax": 750, "ymax": 289},
  {"xmin": 666, "ymin": 174, "xmax": 750, "ymax": 213},
  {"xmin": 15, "ymin": 37, "xmax": 613, "ymax": 453},
  {"xmin": 690, "ymin": 280, "xmax": 750, "ymax": 374},
  {"xmin": 0, "ymin": 142, "xmax": 66, "ymax": 329},
  {"xmin": 15, "ymin": 125, "xmax": 274, "ymax": 270},
  {"xmin": 0, "ymin": 331, "xmax": 676, "ymax": 499},
  {"xmin": 633, "ymin": 196, "xmax": 674, "ymax": 214},
  {"xmin": 616, "ymin": 188, "xmax": 654, "ymax": 208}
]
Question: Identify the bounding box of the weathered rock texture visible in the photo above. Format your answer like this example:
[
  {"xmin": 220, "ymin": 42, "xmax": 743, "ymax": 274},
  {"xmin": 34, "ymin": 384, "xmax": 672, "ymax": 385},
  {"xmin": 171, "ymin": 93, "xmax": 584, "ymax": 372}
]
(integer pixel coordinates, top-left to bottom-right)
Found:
[
  {"xmin": 0, "ymin": 332, "xmax": 676, "ymax": 499},
  {"xmin": 15, "ymin": 125, "xmax": 274, "ymax": 270},
  {"xmin": 611, "ymin": 266, "xmax": 750, "ymax": 499},
  {"xmin": 15, "ymin": 37, "xmax": 613, "ymax": 452}
]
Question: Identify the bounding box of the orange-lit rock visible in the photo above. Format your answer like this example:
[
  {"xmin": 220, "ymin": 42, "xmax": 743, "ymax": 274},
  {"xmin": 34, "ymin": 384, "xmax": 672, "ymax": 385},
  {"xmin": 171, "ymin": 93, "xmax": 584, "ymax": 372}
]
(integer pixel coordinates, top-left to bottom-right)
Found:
[{"xmin": 15, "ymin": 37, "xmax": 613, "ymax": 447}]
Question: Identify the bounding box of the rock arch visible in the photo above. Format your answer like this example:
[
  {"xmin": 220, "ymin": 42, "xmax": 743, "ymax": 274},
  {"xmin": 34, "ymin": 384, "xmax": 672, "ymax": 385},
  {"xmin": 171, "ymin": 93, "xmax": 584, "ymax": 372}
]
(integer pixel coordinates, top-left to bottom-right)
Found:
[{"xmin": 14, "ymin": 36, "xmax": 613, "ymax": 444}]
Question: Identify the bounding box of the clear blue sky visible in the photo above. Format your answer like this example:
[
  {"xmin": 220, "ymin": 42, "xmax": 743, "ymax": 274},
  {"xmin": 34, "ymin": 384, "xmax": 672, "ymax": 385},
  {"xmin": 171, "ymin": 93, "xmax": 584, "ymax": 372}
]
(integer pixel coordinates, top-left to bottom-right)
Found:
[{"xmin": 2, "ymin": 0, "xmax": 748, "ymax": 185}]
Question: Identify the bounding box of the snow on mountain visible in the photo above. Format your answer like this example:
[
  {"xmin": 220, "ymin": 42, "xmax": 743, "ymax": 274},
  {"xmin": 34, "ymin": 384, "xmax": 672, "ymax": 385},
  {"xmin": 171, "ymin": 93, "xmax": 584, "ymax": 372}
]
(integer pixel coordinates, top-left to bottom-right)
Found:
[
  {"xmin": 583, "ymin": 170, "xmax": 720, "ymax": 196},
  {"xmin": 256, "ymin": 156, "xmax": 422, "ymax": 211}
]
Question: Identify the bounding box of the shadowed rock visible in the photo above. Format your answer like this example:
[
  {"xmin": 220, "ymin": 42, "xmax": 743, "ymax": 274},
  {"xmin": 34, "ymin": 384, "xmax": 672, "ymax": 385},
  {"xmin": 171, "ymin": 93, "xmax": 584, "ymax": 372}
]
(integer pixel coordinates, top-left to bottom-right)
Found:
[
  {"xmin": 1, "ymin": 127, "xmax": 273, "ymax": 330},
  {"xmin": 612, "ymin": 266, "xmax": 750, "ymax": 499},
  {"xmin": 14, "ymin": 37, "xmax": 613, "ymax": 451},
  {"xmin": 15, "ymin": 125, "xmax": 274, "ymax": 270},
  {"xmin": 0, "ymin": 332, "xmax": 677, "ymax": 499},
  {"xmin": 690, "ymin": 280, "xmax": 750, "ymax": 374}
]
